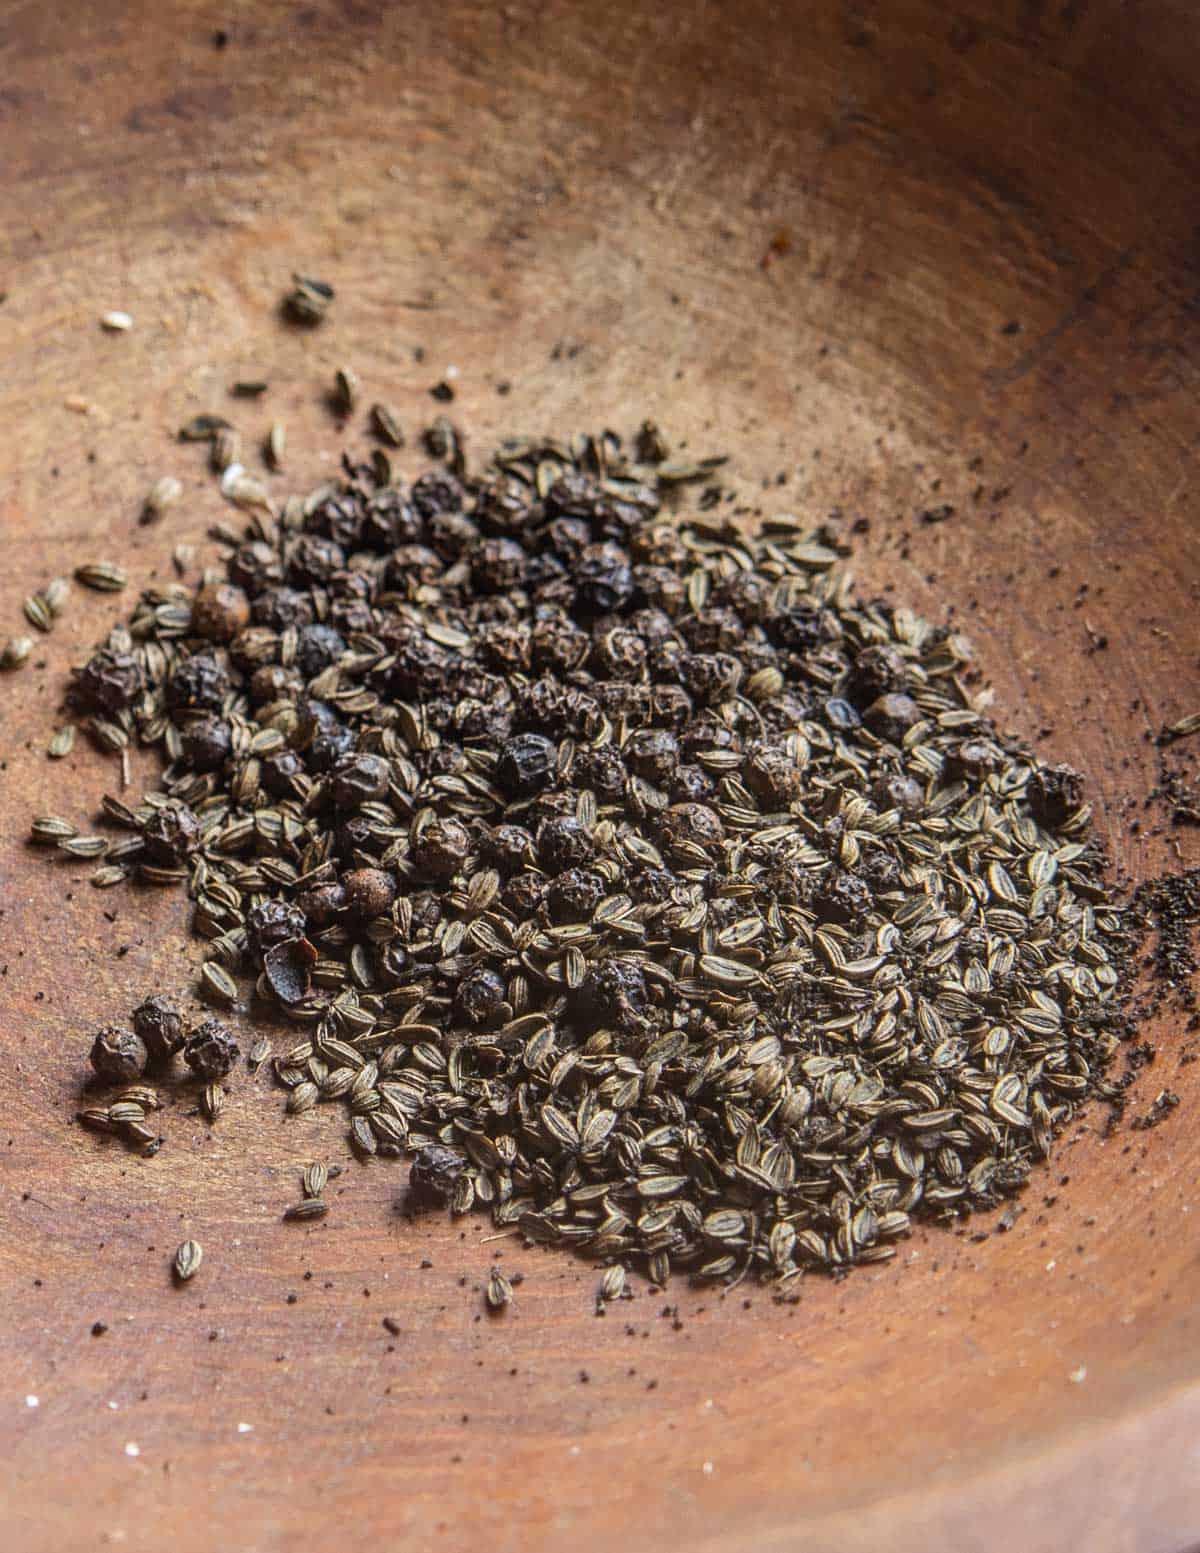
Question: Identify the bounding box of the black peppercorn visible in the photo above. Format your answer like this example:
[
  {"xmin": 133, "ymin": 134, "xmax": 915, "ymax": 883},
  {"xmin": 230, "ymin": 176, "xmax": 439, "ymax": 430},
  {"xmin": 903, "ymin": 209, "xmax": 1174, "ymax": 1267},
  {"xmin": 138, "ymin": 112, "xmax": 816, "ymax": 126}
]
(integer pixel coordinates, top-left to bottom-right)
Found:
[
  {"xmin": 412, "ymin": 818, "xmax": 471, "ymax": 880},
  {"xmin": 680, "ymin": 607, "xmax": 744, "ymax": 653},
  {"xmin": 141, "ymin": 803, "xmax": 200, "ymax": 866},
  {"xmin": 471, "ymin": 537, "xmax": 527, "ymax": 594},
  {"xmin": 660, "ymin": 802, "xmax": 725, "ymax": 854},
  {"xmin": 573, "ymin": 744, "xmax": 626, "ymax": 802},
  {"xmin": 624, "ymin": 728, "xmax": 680, "ymax": 786},
  {"xmin": 846, "ymin": 644, "xmax": 910, "ymax": 706},
  {"xmin": 288, "ymin": 534, "xmax": 346, "ymax": 585},
  {"xmin": 1027, "ymin": 763, "xmax": 1085, "ymax": 828},
  {"xmin": 871, "ymin": 773, "xmax": 924, "ymax": 815},
  {"xmin": 248, "ymin": 899, "xmax": 308, "ymax": 955},
  {"xmin": 574, "ymin": 542, "xmax": 633, "ymax": 615},
  {"xmin": 546, "ymin": 867, "xmax": 605, "ymax": 922},
  {"xmin": 252, "ymin": 587, "xmax": 315, "ymax": 631},
  {"xmin": 411, "ymin": 469, "xmax": 463, "ymax": 518},
  {"xmin": 590, "ymin": 628, "xmax": 647, "ymax": 680},
  {"xmin": 296, "ymin": 622, "xmax": 346, "ymax": 678},
  {"xmin": 179, "ymin": 714, "xmax": 232, "ymax": 773},
  {"xmin": 480, "ymin": 823, "xmax": 535, "ymax": 874},
  {"xmin": 184, "ymin": 1019, "xmax": 241, "ymax": 1080},
  {"xmin": 531, "ymin": 615, "xmax": 590, "ymax": 673},
  {"xmin": 329, "ymin": 751, "xmax": 391, "ymax": 810},
  {"xmin": 503, "ymin": 872, "xmax": 546, "ymax": 917},
  {"xmin": 670, "ymin": 764, "xmax": 715, "ymax": 803},
  {"xmin": 131, "ymin": 996, "xmax": 185, "ymax": 1066},
  {"xmin": 342, "ymin": 867, "xmax": 398, "ymax": 918},
  {"xmin": 89, "ymin": 1025, "xmax": 148, "ymax": 1083},
  {"xmin": 536, "ymin": 815, "xmax": 595, "ymax": 873},
  {"xmin": 71, "ymin": 648, "xmax": 144, "ymax": 715},
  {"xmin": 454, "ymin": 968, "xmax": 507, "ymax": 1024},
  {"xmin": 742, "ymin": 741, "xmax": 802, "ymax": 807},
  {"xmin": 579, "ymin": 957, "xmax": 647, "ymax": 1024},
  {"xmin": 296, "ymin": 882, "xmax": 347, "ymax": 928},
  {"xmin": 679, "ymin": 652, "xmax": 742, "ymax": 704},
  {"xmin": 496, "ymin": 733, "xmax": 556, "ymax": 799},
  {"xmin": 166, "ymin": 653, "xmax": 229, "ymax": 713},
  {"xmin": 261, "ymin": 749, "xmax": 306, "ymax": 798},
  {"xmin": 811, "ymin": 871, "xmax": 872, "ymax": 925},
  {"xmin": 408, "ymin": 1142, "xmax": 467, "ymax": 1203},
  {"xmin": 945, "ymin": 738, "xmax": 999, "ymax": 782},
  {"xmin": 192, "ymin": 582, "xmax": 251, "ymax": 643},
  {"xmin": 863, "ymin": 693, "xmax": 923, "ymax": 745}
]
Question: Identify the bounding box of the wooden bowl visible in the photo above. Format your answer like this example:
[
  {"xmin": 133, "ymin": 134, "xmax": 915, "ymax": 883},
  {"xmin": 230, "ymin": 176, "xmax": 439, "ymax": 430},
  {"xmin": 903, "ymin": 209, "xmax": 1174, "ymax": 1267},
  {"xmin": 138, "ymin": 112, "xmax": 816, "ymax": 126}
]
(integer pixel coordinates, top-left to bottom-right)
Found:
[{"xmin": 2, "ymin": 3, "xmax": 1197, "ymax": 1549}]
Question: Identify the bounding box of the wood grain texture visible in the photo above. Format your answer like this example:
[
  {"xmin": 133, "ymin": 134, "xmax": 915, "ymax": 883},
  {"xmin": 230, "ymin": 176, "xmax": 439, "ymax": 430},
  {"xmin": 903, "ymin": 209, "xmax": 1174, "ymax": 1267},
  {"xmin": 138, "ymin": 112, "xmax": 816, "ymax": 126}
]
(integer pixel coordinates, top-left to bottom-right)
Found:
[{"xmin": 1, "ymin": 2, "xmax": 1199, "ymax": 1549}]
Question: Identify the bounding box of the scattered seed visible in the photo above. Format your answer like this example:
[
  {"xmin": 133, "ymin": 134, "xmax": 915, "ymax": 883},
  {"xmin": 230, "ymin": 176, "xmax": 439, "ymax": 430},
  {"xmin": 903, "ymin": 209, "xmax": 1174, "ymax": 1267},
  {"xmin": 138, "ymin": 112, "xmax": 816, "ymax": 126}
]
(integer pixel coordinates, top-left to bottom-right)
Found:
[
  {"xmin": 75, "ymin": 562, "xmax": 128, "ymax": 592},
  {"xmin": 173, "ymin": 1240, "xmax": 203, "ymax": 1281}
]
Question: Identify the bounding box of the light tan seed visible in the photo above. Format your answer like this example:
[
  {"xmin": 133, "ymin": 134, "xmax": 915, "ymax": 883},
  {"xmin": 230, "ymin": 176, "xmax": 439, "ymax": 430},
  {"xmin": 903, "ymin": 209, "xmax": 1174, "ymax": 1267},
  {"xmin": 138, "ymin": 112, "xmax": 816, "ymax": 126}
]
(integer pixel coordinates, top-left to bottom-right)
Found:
[
  {"xmin": 173, "ymin": 1240, "xmax": 203, "ymax": 1281},
  {"xmin": 23, "ymin": 594, "xmax": 52, "ymax": 632},
  {"xmin": 47, "ymin": 725, "xmax": 76, "ymax": 759},
  {"xmin": 75, "ymin": 562, "xmax": 127, "ymax": 592},
  {"xmin": 200, "ymin": 961, "xmax": 238, "ymax": 1005},
  {"xmin": 141, "ymin": 475, "xmax": 182, "ymax": 525},
  {"xmin": 2, "ymin": 635, "xmax": 33, "ymax": 669}
]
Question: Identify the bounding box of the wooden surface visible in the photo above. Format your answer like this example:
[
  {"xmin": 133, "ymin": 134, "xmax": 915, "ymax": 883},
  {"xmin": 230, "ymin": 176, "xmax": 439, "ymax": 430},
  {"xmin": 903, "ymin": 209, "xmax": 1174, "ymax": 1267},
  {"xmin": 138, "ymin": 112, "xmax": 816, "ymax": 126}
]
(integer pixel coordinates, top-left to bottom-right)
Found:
[{"xmin": 1, "ymin": 2, "xmax": 1199, "ymax": 1549}]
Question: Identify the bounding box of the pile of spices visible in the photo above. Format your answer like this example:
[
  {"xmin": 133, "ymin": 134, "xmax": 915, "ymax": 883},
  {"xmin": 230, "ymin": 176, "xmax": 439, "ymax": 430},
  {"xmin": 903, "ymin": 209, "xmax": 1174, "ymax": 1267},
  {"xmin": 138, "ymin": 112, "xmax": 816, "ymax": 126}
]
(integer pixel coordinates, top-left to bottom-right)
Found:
[{"xmin": 50, "ymin": 419, "xmax": 1137, "ymax": 1290}]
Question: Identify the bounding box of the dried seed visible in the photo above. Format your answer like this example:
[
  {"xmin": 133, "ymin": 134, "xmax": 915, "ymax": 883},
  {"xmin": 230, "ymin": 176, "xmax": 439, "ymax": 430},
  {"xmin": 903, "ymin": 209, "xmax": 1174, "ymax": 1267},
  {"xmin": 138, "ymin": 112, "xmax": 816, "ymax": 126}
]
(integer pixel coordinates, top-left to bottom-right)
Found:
[
  {"xmin": 369, "ymin": 403, "xmax": 403, "ymax": 447},
  {"xmin": 173, "ymin": 1240, "xmax": 203, "ymax": 1281},
  {"xmin": 179, "ymin": 414, "xmax": 232, "ymax": 442},
  {"xmin": 23, "ymin": 593, "xmax": 52, "ymax": 632},
  {"xmin": 333, "ymin": 367, "xmax": 359, "ymax": 414},
  {"xmin": 75, "ymin": 561, "xmax": 127, "ymax": 592},
  {"xmin": 47, "ymin": 723, "xmax": 76, "ymax": 760},
  {"xmin": 199, "ymin": 961, "xmax": 238, "ymax": 1006},
  {"xmin": 486, "ymin": 1268, "xmax": 513, "ymax": 1311},
  {"xmin": 266, "ymin": 421, "xmax": 286, "ymax": 469},
  {"xmin": 141, "ymin": 475, "xmax": 182, "ymax": 525},
  {"xmin": 1, "ymin": 635, "xmax": 33, "ymax": 669},
  {"xmin": 283, "ymin": 1199, "xmax": 329, "ymax": 1221}
]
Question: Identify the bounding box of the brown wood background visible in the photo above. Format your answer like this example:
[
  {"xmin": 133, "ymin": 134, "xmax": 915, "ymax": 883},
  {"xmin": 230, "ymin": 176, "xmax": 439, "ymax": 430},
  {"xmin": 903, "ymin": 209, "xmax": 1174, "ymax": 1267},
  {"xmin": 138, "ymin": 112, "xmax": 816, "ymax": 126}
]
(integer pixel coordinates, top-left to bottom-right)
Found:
[{"xmin": 1, "ymin": 2, "xmax": 1199, "ymax": 1549}]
